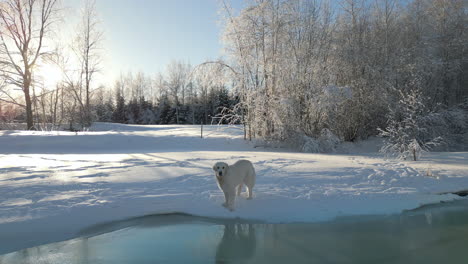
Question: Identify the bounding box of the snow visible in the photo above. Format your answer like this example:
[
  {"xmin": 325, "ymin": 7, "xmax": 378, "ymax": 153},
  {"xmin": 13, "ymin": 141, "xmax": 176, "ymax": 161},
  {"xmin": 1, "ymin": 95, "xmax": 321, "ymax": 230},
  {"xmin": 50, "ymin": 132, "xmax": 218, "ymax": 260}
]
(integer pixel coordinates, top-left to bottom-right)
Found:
[{"xmin": 0, "ymin": 122, "xmax": 467, "ymax": 253}]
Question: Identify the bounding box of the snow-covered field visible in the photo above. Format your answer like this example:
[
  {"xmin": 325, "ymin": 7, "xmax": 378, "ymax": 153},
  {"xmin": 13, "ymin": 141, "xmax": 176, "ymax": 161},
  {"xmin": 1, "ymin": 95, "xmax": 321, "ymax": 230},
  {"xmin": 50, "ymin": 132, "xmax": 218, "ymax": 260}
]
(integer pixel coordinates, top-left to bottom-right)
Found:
[{"xmin": 1, "ymin": 123, "xmax": 467, "ymax": 253}]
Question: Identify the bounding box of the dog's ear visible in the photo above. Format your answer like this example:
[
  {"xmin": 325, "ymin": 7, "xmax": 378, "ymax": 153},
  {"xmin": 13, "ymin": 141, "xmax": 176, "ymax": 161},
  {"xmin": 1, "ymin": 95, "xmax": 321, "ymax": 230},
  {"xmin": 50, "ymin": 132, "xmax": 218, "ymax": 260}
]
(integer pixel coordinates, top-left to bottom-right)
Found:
[{"xmin": 212, "ymin": 164, "xmax": 216, "ymax": 171}]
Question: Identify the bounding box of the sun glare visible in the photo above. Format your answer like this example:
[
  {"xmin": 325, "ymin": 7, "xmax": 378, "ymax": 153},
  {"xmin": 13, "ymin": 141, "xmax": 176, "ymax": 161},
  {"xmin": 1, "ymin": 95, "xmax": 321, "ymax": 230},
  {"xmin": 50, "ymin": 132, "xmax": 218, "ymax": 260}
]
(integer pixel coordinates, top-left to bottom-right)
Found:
[{"xmin": 35, "ymin": 63, "xmax": 64, "ymax": 89}]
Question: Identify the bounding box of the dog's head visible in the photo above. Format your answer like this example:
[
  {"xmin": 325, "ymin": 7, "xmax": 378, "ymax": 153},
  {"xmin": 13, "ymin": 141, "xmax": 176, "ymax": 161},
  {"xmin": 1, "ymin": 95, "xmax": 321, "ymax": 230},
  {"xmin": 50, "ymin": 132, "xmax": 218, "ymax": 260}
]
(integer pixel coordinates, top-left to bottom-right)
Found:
[{"xmin": 213, "ymin": 162, "xmax": 228, "ymax": 178}]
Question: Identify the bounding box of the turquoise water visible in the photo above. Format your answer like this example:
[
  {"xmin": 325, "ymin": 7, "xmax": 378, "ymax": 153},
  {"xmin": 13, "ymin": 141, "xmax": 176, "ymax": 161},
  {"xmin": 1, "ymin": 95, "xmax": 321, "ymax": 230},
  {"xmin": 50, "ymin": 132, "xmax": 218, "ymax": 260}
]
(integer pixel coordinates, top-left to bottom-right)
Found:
[{"xmin": 1, "ymin": 200, "xmax": 468, "ymax": 264}]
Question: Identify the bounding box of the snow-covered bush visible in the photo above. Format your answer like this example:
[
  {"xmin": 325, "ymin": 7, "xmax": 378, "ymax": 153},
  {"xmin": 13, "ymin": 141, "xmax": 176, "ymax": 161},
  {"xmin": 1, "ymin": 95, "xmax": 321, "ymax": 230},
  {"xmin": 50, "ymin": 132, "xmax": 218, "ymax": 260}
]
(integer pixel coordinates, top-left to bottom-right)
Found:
[
  {"xmin": 301, "ymin": 128, "xmax": 341, "ymax": 153},
  {"xmin": 379, "ymin": 89, "xmax": 443, "ymax": 161},
  {"xmin": 318, "ymin": 128, "xmax": 341, "ymax": 152},
  {"xmin": 301, "ymin": 135, "xmax": 320, "ymax": 153}
]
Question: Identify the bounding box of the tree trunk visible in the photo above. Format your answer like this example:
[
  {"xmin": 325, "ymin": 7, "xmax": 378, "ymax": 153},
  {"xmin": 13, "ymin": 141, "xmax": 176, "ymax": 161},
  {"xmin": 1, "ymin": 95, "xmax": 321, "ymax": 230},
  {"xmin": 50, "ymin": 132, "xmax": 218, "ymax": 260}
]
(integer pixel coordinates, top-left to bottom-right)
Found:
[
  {"xmin": 24, "ymin": 78, "xmax": 34, "ymax": 130},
  {"xmin": 243, "ymin": 109, "xmax": 246, "ymax": 141},
  {"xmin": 85, "ymin": 56, "xmax": 91, "ymax": 128}
]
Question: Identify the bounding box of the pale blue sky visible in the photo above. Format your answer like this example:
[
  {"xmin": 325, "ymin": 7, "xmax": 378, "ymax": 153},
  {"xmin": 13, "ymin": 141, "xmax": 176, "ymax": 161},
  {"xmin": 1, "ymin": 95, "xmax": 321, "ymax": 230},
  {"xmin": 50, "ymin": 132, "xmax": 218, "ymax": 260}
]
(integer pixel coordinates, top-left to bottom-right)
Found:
[{"xmin": 65, "ymin": 0, "xmax": 243, "ymax": 85}]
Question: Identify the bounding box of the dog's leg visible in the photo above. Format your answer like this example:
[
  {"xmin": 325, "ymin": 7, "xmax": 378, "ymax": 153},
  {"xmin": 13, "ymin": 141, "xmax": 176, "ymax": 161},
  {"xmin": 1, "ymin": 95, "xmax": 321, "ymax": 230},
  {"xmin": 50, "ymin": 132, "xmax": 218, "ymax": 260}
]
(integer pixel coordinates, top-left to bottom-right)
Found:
[
  {"xmin": 222, "ymin": 190, "xmax": 229, "ymax": 208},
  {"xmin": 226, "ymin": 190, "xmax": 236, "ymax": 211},
  {"xmin": 247, "ymin": 186, "xmax": 253, "ymax": 200},
  {"xmin": 237, "ymin": 183, "xmax": 243, "ymax": 196}
]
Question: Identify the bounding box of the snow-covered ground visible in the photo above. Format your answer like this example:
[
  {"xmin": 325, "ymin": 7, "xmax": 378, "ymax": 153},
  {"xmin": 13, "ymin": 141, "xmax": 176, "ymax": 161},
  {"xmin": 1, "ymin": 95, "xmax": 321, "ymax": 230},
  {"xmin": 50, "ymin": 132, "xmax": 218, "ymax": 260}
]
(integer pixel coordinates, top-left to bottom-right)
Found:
[{"xmin": 1, "ymin": 123, "xmax": 467, "ymax": 253}]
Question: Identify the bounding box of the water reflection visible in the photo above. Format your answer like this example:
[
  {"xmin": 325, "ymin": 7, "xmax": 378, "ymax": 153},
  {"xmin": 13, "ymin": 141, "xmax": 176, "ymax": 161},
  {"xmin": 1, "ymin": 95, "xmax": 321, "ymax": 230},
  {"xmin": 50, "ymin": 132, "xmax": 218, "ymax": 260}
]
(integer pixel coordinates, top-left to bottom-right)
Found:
[
  {"xmin": 215, "ymin": 224, "xmax": 256, "ymax": 264},
  {"xmin": 1, "ymin": 200, "xmax": 468, "ymax": 264}
]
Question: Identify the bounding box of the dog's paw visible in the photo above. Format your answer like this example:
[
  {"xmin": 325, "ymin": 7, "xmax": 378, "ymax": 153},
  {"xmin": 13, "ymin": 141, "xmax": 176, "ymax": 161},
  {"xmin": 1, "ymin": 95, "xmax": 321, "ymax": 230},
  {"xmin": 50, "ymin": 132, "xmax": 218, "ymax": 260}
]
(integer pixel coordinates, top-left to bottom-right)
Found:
[
  {"xmin": 247, "ymin": 197, "xmax": 253, "ymax": 200},
  {"xmin": 222, "ymin": 202, "xmax": 228, "ymax": 208}
]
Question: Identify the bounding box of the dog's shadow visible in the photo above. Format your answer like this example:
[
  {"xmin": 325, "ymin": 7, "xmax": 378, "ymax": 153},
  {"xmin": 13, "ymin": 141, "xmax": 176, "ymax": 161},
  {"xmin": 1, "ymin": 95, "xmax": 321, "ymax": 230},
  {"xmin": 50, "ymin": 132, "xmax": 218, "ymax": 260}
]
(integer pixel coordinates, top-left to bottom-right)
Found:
[{"xmin": 215, "ymin": 223, "xmax": 256, "ymax": 264}]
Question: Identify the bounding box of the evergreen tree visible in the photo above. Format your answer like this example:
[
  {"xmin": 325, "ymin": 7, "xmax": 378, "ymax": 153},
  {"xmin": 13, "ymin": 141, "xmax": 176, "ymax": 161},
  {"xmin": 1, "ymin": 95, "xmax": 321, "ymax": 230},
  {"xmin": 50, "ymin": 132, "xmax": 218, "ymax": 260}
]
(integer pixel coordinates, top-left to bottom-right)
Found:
[
  {"xmin": 126, "ymin": 98, "xmax": 140, "ymax": 124},
  {"xmin": 139, "ymin": 97, "xmax": 156, "ymax": 124},
  {"xmin": 158, "ymin": 94, "xmax": 173, "ymax": 124},
  {"xmin": 215, "ymin": 87, "xmax": 232, "ymax": 124},
  {"xmin": 112, "ymin": 93, "xmax": 127, "ymax": 123},
  {"xmin": 95, "ymin": 98, "xmax": 114, "ymax": 122}
]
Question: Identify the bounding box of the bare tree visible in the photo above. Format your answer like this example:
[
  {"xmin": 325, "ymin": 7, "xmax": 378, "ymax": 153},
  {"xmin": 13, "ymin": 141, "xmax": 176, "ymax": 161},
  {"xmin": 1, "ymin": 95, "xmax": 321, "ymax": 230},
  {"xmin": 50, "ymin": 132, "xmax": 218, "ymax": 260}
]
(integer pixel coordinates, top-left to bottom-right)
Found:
[
  {"xmin": 0, "ymin": 0, "xmax": 59, "ymax": 130},
  {"xmin": 166, "ymin": 60, "xmax": 191, "ymax": 106},
  {"xmin": 73, "ymin": 0, "xmax": 102, "ymax": 127},
  {"xmin": 152, "ymin": 72, "xmax": 166, "ymax": 104},
  {"xmin": 165, "ymin": 60, "xmax": 191, "ymax": 123}
]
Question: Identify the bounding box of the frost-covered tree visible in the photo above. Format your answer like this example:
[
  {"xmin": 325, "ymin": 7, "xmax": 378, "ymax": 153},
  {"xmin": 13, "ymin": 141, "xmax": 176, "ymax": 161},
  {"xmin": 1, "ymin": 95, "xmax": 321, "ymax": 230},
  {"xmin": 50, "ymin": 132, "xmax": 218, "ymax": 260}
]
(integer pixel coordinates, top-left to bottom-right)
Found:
[{"xmin": 379, "ymin": 88, "xmax": 443, "ymax": 161}]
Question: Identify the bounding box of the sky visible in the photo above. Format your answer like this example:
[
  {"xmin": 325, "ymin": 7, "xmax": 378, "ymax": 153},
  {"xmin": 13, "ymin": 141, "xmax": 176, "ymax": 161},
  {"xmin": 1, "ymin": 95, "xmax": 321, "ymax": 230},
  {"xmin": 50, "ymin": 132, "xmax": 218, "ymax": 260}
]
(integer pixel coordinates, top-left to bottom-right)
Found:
[{"xmin": 64, "ymin": 0, "xmax": 242, "ymax": 86}]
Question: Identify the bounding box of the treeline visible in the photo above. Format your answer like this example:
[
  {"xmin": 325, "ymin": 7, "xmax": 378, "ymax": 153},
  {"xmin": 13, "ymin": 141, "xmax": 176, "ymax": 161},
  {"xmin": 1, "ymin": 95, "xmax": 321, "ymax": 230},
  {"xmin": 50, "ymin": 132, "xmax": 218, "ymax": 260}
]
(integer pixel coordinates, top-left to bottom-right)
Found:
[{"xmin": 93, "ymin": 66, "xmax": 239, "ymax": 125}]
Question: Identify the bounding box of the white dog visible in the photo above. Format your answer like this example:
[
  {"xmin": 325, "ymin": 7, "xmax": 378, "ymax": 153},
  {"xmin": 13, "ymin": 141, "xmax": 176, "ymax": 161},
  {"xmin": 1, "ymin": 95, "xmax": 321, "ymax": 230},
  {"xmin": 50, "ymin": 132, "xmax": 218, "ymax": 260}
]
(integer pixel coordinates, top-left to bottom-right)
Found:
[{"xmin": 213, "ymin": 160, "xmax": 256, "ymax": 211}]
